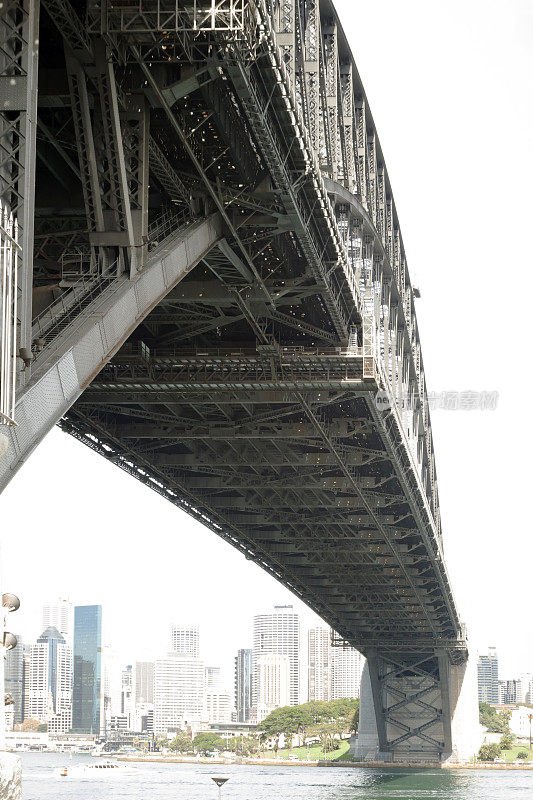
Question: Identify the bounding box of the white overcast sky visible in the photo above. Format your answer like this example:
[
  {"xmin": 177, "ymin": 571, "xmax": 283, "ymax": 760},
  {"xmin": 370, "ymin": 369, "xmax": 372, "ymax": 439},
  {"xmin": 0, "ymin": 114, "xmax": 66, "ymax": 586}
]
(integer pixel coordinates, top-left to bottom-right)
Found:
[{"xmin": 2, "ymin": 0, "xmax": 532, "ymax": 687}]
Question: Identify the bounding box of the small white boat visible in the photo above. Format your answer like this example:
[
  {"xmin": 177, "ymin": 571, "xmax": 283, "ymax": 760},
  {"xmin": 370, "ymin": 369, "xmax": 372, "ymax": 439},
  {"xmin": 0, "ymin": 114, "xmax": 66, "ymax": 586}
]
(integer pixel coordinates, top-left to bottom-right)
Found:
[{"xmin": 57, "ymin": 760, "xmax": 124, "ymax": 778}]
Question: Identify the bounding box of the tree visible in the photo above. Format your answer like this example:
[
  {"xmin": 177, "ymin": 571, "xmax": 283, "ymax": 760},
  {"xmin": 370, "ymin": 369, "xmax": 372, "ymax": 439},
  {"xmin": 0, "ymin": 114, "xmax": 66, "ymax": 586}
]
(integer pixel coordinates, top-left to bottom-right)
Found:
[
  {"xmin": 37, "ymin": 724, "xmax": 48, "ymax": 733},
  {"xmin": 517, "ymin": 751, "xmax": 529, "ymax": 760},
  {"xmin": 479, "ymin": 703, "xmax": 510, "ymax": 733},
  {"xmin": 168, "ymin": 733, "xmax": 193, "ymax": 752},
  {"xmin": 226, "ymin": 736, "xmax": 257, "ymax": 756},
  {"xmin": 500, "ymin": 733, "xmax": 515, "ymax": 750},
  {"xmin": 192, "ymin": 732, "xmax": 225, "ymax": 754},
  {"xmin": 478, "ymin": 743, "xmax": 502, "ymax": 761},
  {"xmin": 258, "ymin": 706, "xmax": 313, "ymax": 752}
]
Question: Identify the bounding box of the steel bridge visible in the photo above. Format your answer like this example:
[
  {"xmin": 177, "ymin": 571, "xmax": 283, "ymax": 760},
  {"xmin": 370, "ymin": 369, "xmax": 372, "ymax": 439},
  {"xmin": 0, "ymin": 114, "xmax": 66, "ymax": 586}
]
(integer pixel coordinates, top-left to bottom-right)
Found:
[{"xmin": 0, "ymin": 0, "xmax": 479, "ymax": 762}]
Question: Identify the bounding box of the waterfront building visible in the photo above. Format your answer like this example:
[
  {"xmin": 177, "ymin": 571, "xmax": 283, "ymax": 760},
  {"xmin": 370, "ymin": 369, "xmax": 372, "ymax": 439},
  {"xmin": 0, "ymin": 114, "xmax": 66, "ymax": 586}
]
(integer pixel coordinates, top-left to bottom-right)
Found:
[
  {"xmin": 477, "ymin": 648, "xmax": 499, "ymax": 704},
  {"xmin": 135, "ymin": 661, "xmax": 154, "ymax": 705},
  {"xmin": 133, "ymin": 703, "xmax": 154, "ymax": 733},
  {"xmin": 235, "ymin": 648, "xmax": 253, "ymax": 723},
  {"xmin": 42, "ymin": 598, "xmax": 73, "ymax": 645},
  {"xmin": 4, "ymin": 635, "xmax": 24, "ymax": 724},
  {"xmin": 254, "ymin": 653, "xmax": 290, "ymax": 723},
  {"xmin": 171, "ymin": 625, "xmax": 200, "ymax": 658},
  {"xmin": 72, "ymin": 605, "xmax": 103, "ymax": 734},
  {"xmin": 331, "ymin": 642, "xmax": 364, "ymax": 699},
  {"xmin": 308, "ymin": 627, "xmax": 331, "ymax": 702},
  {"xmin": 253, "ymin": 606, "xmax": 300, "ymax": 707},
  {"xmin": 153, "ymin": 652, "xmax": 205, "ymax": 734},
  {"xmin": 205, "ymin": 690, "xmax": 233, "ymax": 724},
  {"xmin": 25, "ymin": 627, "xmax": 72, "ymax": 731},
  {"xmin": 510, "ymin": 705, "xmax": 533, "ymax": 739}
]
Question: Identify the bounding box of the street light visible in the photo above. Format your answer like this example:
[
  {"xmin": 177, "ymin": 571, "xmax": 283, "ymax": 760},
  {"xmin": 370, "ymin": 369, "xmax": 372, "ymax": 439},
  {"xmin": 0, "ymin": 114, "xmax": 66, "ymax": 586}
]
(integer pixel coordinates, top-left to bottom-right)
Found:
[{"xmin": 211, "ymin": 777, "xmax": 229, "ymax": 800}]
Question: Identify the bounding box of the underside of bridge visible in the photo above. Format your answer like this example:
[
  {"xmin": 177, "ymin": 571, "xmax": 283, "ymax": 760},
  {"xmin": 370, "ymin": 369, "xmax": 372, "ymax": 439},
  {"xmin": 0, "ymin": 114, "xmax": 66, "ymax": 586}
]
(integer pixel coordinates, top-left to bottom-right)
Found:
[{"xmin": 0, "ymin": 0, "xmax": 481, "ymax": 762}]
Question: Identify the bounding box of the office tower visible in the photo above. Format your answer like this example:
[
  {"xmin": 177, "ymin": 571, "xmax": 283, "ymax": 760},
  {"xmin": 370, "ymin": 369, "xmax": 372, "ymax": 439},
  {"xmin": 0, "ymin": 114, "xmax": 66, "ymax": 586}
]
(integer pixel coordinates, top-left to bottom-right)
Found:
[
  {"xmin": 516, "ymin": 674, "xmax": 532, "ymax": 704},
  {"xmin": 477, "ymin": 648, "xmax": 499, "ymax": 704},
  {"xmin": 153, "ymin": 653, "xmax": 205, "ymax": 734},
  {"xmin": 254, "ymin": 653, "xmax": 290, "ymax": 723},
  {"xmin": 4, "ymin": 635, "xmax": 24, "ymax": 724},
  {"xmin": 135, "ymin": 662, "xmax": 154, "ymax": 705},
  {"xmin": 25, "ymin": 627, "xmax": 72, "ymax": 732},
  {"xmin": 253, "ymin": 605, "xmax": 300, "ymax": 706},
  {"xmin": 42, "ymin": 598, "xmax": 73, "ymax": 644},
  {"xmin": 498, "ymin": 680, "xmax": 518, "ymax": 705},
  {"xmin": 72, "ymin": 605, "xmax": 103, "ymax": 734},
  {"xmin": 121, "ymin": 665, "xmax": 134, "ymax": 728},
  {"xmin": 171, "ymin": 625, "xmax": 200, "ymax": 658},
  {"xmin": 308, "ymin": 627, "xmax": 331, "ymax": 702},
  {"xmin": 205, "ymin": 690, "xmax": 233, "ymax": 724},
  {"xmin": 331, "ymin": 643, "xmax": 364, "ymax": 699},
  {"xmin": 235, "ymin": 649, "xmax": 253, "ymax": 723},
  {"xmin": 206, "ymin": 666, "xmax": 221, "ymax": 690}
]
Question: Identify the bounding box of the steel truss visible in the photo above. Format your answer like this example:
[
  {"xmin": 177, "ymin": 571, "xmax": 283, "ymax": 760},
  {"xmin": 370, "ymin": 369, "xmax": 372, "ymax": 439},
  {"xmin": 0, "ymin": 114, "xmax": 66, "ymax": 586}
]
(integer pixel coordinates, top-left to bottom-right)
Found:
[
  {"xmin": 0, "ymin": 2, "xmax": 469, "ymax": 755},
  {"xmin": 0, "ymin": 0, "xmax": 39, "ymax": 364}
]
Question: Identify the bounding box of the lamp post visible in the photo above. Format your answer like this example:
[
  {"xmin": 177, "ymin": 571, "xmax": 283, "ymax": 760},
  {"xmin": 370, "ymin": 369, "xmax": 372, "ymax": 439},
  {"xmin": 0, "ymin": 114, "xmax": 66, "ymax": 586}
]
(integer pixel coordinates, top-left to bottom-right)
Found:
[
  {"xmin": 211, "ymin": 777, "xmax": 229, "ymax": 800},
  {"xmin": 528, "ymin": 714, "xmax": 533, "ymax": 753}
]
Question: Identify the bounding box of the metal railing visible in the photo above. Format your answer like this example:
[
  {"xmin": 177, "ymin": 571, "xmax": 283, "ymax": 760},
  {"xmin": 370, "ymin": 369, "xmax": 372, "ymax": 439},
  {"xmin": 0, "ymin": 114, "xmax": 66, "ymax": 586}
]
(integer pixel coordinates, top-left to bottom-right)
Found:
[{"xmin": 0, "ymin": 204, "xmax": 20, "ymax": 425}]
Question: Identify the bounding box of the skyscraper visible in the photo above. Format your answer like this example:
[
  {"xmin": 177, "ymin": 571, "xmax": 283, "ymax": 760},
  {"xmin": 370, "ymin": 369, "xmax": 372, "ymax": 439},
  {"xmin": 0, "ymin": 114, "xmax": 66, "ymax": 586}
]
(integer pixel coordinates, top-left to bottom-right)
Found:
[
  {"xmin": 235, "ymin": 648, "xmax": 253, "ymax": 723},
  {"xmin": 135, "ymin": 662, "xmax": 154, "ymax": 705},
  {"xmin": 153, "ymin": 653, "xmax": 205, "ymax": 734},
  {"xmin": 477, "ymin": 648, "xmax": 499, "ymax": 704},
  {"xmin": 25, "ymin": 627, "xmax": 72, "ymax": 732},
  {"xmin": 171, "ymin": 625, "xmax": 200, "ymax": 658},
  {"xmin": 253, "ymin": 605, "xmax": 300, "ymax": 707},
  {"xmin": 205, "ymin": 666, "xmax": 221, "ymax": 690},
  {"xmin": 121, "ymin": 665, "xmax": 134, "ymax": 728},
  {"xmin": 4, "ymin": 635, "xmax": 24, "ymax": 724},
  {"xmin": 308, "ymin": 627, "xmax": 331, "ymax": 702},
  {"xmin": 255, "ymin": 653, "xmax": 290, "ymax": 722},
  {"xmin": 331, "ymin": 643, "xmax": 364, "ymax": 699},
  {"xmin": 42, "ymin": 598, "xmax": 73, "ymax": 644},
  {"xmin": 72, "ymin": 605, "xmax": 103, "ymax": 734}
]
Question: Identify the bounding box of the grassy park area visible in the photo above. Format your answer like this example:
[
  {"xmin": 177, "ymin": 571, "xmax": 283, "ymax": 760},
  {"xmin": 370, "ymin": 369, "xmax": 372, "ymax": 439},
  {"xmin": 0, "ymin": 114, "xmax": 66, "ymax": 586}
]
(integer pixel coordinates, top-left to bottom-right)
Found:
[{"xmin": 276, "ymin": 739, "xmax": 351, "ymax": 761}]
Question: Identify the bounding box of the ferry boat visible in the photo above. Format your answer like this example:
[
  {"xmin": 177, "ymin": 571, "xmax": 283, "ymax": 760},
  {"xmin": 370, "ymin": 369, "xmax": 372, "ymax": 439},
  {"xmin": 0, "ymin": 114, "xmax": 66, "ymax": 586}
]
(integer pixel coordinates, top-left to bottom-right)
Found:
[{"xmin": 57, "ymin": 760, "xmax": 123, "ymax": 778}]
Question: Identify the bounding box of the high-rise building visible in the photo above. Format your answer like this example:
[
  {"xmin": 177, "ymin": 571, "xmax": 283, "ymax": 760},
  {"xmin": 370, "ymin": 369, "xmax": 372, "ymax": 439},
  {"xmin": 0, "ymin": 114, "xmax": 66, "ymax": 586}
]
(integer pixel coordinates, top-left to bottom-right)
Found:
[
  {"xmin": 171, "ymin": 625, "xmax": 199, "ymax": 658},
  {"xmin": 25, "ymin": 627, "xmax": 72, "ymax": 731},
  {"xmin": 153, "ymin": 653, "xmax": 205, "ymax": 734},
  {"xmin": 4, "ymin": 635, "xmax": 24, "ymax": 724},
  {"xmin": 72, "ymin": 605, "xmax": 103, "ymax": 734},
  {"xmin": 477, "ymin": 648, "xmax": 499, "ymax": 704},
  {"xmin": 235, "ymin": 649, "xmax": 253, "ymax": 723},
  {"xmin": 42, "ymin": 598, "xmax": 73, "ymax": 644},
  {"xmin": 254, "ymin": 653, "xmax": 290, "ymax": 723},
  {"xmin": 253, "ymin": 606, "xmax": 300, "ymax": 707},
  {"xmin": 121, "ymin": 665, "xmax": 135, "ymax": 728},
  {"xmin": 331, "ymin": 643, "xmax": 364, "ymax": 699},
  {"xmin": 135, "ymin": 662, "xmax": 154, "ymax": 705},
  {"xmin": 498, "ymin": 679, "xmax": 519, "ymax": 706},
  {"xmin": 205, "ymin": 690, "xmax": 233, "ymax": 724},
  {"xmin": 308, "ymin": 627, "xmax": 331, "ymax": 702},
  {"xmin": 206, "ymin": 666, "xmax": 221, "ymax": 690}
]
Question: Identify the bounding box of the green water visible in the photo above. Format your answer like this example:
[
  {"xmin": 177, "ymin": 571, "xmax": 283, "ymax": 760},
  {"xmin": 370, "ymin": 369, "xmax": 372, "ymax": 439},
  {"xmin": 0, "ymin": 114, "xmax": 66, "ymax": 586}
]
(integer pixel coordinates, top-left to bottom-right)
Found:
[{"xmin": 22, "ymin": 753, "xmax": 532, "ymax": 799}]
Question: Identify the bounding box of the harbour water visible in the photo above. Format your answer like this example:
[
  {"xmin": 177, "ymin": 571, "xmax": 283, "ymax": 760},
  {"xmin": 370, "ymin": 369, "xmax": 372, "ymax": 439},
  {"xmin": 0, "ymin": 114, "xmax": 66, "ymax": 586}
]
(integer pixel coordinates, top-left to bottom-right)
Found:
[{"xmin": 21, "ymin": 753, "xmax": 533, "ymax": 799}]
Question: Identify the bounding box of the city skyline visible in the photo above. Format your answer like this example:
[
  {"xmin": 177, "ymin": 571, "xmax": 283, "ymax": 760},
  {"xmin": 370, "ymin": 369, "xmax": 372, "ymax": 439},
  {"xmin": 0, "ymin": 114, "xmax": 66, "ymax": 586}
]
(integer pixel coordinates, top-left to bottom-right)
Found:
[{"xmin": 8, "ymin": 591, "xmax": 531, "ymax": 690}]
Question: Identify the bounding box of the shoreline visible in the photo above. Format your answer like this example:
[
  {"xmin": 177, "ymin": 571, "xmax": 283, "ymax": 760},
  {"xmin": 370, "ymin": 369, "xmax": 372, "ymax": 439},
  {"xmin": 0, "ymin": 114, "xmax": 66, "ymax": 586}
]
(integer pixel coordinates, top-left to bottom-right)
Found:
[{"xmin": 116, "ymin": 756, "xmax": 533, "ymax": 771}]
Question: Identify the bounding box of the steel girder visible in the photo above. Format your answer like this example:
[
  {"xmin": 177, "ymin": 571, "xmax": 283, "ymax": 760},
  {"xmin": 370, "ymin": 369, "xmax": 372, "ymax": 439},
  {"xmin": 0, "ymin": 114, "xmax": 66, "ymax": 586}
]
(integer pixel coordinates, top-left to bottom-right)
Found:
[
  {"xmin": 0, "ymin": 0, "xmax": 468, "ymax": 679},
  {"xmin": 0, "ymin": 0, "xmax": 40, "ymax": 357}
]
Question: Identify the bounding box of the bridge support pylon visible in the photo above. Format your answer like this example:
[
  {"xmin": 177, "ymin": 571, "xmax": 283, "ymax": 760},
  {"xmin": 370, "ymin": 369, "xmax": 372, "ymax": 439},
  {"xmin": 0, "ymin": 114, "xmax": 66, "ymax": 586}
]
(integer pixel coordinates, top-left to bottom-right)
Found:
[{"xmin": 351, "ymin": 650, "xmax": 481, "ymax": 763}]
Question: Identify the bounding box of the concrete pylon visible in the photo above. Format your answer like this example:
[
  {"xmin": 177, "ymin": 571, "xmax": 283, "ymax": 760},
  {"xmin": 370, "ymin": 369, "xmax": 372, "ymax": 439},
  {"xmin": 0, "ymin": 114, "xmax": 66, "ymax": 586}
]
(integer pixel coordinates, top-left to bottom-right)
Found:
[{"xmin": 351, "ymin": 650, "xmax": 482, "ymax": 763}]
